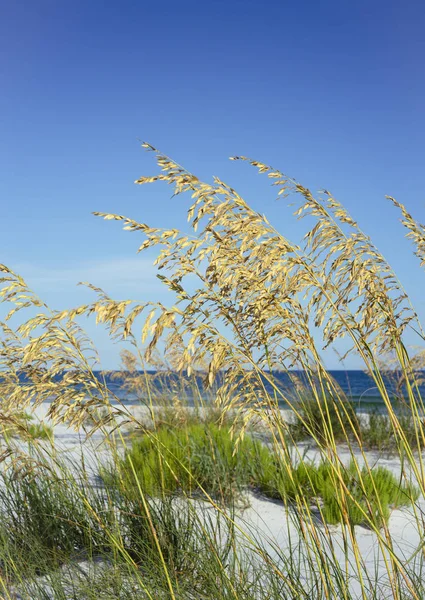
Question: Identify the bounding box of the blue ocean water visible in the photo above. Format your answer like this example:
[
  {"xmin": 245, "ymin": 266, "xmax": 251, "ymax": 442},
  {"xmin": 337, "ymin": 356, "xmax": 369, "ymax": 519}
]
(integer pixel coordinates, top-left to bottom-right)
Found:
[
  {"xmin": 90, "ymin": 370, "xmax": 425, "ymax": 412},
  {"xmin": 11, "ymin": 370, "xmax": 425, "ymax": 412}
]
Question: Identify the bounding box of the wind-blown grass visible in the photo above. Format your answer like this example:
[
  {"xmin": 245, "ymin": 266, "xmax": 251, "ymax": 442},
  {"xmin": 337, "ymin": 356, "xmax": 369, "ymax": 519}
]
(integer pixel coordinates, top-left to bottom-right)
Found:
[
  {"xmin": 0, "ymin": 411, "xmax": 53, "ymax": 442},
  {"xmin": 0, "ymin": 451, "xmax": 363, "ymax": 600},
  {"xmin": 0, "ymin": 144, "xmax": 425, "ymax": 597}
]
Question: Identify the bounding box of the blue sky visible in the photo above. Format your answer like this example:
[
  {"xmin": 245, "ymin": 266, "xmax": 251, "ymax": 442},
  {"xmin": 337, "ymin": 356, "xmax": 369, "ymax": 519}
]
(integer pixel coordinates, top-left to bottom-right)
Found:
[{"xmin": 1, "ymin": 0, "xmax": 425, "ymax": 369}]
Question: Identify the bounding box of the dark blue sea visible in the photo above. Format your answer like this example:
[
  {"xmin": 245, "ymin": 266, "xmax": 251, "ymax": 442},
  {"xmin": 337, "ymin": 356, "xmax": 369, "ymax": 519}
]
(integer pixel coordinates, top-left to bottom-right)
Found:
[
  {"xmin": 11, "ymin": 370, "xmax": 425, "ymax": 413},
  {"xmin": 84, "ymin": 370, "xmax": 425, "ymax": 413}
]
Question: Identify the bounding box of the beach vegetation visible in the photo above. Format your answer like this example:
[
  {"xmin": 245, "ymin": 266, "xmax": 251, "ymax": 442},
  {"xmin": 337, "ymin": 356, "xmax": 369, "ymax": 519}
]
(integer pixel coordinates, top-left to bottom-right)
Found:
[
  {"xmin": 0, "ymin": 145, "xmax": 424, "ymax": 597},
  {"xmin": 257, "ymin": 457, "xmax": 419, "ymax": 528},
  {"xmin": 356, "ymin": 410, "xmax": 425, "ymax": 454},
  {"xmin": 113, "ymin": 422, "xmax": 419, "ymax": 529},
  {"xmin": 287, "ymin": 390, "xmax": 360, "ymax": 445},
  {"xmin": 111, "ymin": 422, "xmax": 269, "ymax": 503}
]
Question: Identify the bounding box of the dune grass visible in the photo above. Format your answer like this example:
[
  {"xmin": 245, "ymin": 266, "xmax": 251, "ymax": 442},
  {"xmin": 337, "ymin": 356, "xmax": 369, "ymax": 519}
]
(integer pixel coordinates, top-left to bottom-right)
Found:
[
  {"xmin": 288, "ymin": 395, "xmax": 425, "ymax": 456},
  {"xmin": 0, "ymin": 411, "xmax": 53, "ymax": 441},
  {"xmin": 0, "ymin": 145, "xmax": 425, "ymax": 597},
  {"xmin": 25, "ymin": 421, "xmax": 54, "ymax": 440},
  {"xmin": 287, "ymin": 391, "xmax": 360, "ymax": 444},
  {"xmin": 0, "ymin": 442, "xmax": 420, "ymax": 599},
  {"xmin": 113, "ymin": 421, "xmax": 419, "ymax": 529},
  {"xmin": 258, "ymin": 456, "xmax": 419, "ymax": 528},
  {"xmin": 0, "ymin": 450, "xmax": 359, "ymax": 600},
  {"xmin": 110, "ymin": 422, "xmax": 267, "ymax": 503},
  {"xmin": 359, "ymin": 411, "xmax": 425, "ymax": 454}
]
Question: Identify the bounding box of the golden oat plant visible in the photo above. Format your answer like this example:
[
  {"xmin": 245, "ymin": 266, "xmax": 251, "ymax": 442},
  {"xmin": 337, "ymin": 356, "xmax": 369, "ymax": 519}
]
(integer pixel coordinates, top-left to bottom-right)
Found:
[{"xmin": 0, "ymin": 143, "xmax": 424, "ymax": 598}]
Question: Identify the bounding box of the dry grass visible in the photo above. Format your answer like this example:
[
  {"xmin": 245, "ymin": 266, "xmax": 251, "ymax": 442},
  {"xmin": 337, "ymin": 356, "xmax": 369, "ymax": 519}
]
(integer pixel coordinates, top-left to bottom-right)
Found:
[{"xmin": 0, "ymin": 143, "xmax": 424, "ymax": 598}]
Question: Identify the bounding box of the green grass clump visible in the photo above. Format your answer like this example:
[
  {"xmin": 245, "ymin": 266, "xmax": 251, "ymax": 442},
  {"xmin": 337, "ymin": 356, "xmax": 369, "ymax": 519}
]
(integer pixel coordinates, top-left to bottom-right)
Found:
[
  {"xmin": 116, "ymin": 423, "xmax": 418, "ymax": 529},
  {"xmin": 0, "ymin": 465, "xmax": 115, "ymax": 573},
  {"xmin": 0, "ymin": 456, "xmax": 303, "ymax": 600},
  {"xmin": 359, "ymin": 411, "xmax": 425, "ymax": 454},
  {"xmin": 116, "ymin": 423, "xmax": 271, "ymax": 503},
  {"xmin": 289, "ymin": 399, "xmax": 425, "ymax": 455},
  {"xmin": 288, "ymin": 393, "xmax": 360, "ymax": 445},
  {"xmin": 26, "ymin": 422, "xmax": 53, "ymax": 440},
  {"xmin": 257, "ymin": 458, "xmax": 419, "ymax": 529}
]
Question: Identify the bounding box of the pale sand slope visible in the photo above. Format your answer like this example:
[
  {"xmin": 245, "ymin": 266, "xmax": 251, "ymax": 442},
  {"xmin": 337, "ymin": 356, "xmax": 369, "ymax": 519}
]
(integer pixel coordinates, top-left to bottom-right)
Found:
[{"xmin": 9, "ymin": 402, "xmax": 425, "ymax": 597}]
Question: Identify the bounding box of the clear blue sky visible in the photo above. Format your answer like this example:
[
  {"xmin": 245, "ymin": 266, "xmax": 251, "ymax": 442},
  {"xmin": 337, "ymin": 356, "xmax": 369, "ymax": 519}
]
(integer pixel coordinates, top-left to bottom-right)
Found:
[{"xmin": 1, "ymin": 0, "xmax": 425, "ymax": 369}]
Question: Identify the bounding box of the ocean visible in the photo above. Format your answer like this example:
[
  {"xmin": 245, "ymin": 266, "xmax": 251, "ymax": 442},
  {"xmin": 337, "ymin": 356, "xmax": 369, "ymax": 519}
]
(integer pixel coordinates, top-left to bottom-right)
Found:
[{"xmin": 82, "ymin": 370, "xmax": 425, "ymax": 413}]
